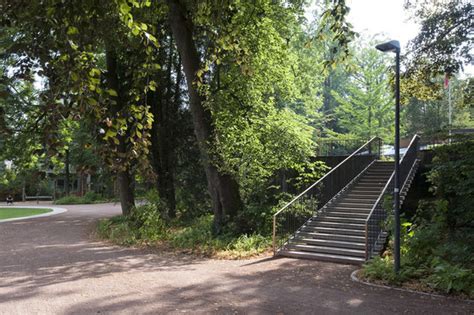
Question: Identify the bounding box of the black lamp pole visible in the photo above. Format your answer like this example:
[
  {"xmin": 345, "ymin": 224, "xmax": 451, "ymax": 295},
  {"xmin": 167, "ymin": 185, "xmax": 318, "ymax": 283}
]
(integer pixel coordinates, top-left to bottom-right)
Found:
[{"xmin": 376, "ymin": 40, "xmax": 401, "ymax": 274}]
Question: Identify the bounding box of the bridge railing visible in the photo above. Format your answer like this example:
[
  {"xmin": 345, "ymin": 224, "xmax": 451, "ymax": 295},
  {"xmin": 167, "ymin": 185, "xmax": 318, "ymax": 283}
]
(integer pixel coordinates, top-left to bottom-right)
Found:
[
  {"xmin": 273, "ymin": 137, "xmax": 382, "ymax": 254},
  {"xmin": 365, "ymin": 135, "xmax": 420, "ymax": 259}
]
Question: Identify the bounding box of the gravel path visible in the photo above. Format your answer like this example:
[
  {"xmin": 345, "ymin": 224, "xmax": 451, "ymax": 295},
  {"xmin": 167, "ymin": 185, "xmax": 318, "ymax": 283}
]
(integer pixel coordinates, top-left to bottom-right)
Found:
[{"xmin": 0, "ymin": 202, "xmax": 472, "ymax": 314}]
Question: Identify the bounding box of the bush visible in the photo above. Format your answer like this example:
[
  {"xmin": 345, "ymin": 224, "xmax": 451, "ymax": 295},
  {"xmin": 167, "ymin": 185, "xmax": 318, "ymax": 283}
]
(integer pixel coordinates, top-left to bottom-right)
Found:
[
  {"xmin": 426, "ymin": 260, "xmax": 474, "ymax": 295},
  {"xmin": 130, "ymin": 204, "xmax": 167, "ymax": 241},
  {"xmin": 97, "ymin": 212, "xmax": 272, "ymax": 259},
  {"xmin": 83, "ymin": 191, "xmax": 102, "ymax": 203},
  {"xmin": 363, "ymin": 139, "xmax": 474, "ymax": 298},
  {"xmin": 55, "ymin": 191, "xmax": 107, "ymax": 204},
  {"xmin": 97, "ymin": 215, "xmax": 137, "ymax": 245},
  {"xmin": 169, "ymin": 215, "xmax": 223, "ymax": 251},
  {"xmin": 54, "ymin": 195, "xmax": 85, "ymax": 205},
  {"xmin": 225, "ymin": 234, "xmax": 271, "ymax": 257}
]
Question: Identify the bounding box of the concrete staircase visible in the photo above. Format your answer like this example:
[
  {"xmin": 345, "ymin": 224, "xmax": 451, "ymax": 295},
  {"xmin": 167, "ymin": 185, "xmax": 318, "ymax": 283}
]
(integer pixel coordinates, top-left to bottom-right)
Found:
[{"xmin": 278, "ymin": 161, "xmax": 401, "ymax": 264}]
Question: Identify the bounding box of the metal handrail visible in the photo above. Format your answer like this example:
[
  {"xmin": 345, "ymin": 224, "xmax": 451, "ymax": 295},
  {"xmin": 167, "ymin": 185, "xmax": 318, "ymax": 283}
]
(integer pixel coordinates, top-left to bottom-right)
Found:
[
  {"xmin": 273, "ymin": 137, "xmax": 379, "ymax": 217},
  {"xmin": 273, "ymin": 136, "xmax": 381, "ymax": 254},
  {"xmin": 365, "ymin": 135, "xmax": 420, "ymax": 221},
  {"xmin": 364, "ymin": 134, "xmax": 420, "ymax": 259}
]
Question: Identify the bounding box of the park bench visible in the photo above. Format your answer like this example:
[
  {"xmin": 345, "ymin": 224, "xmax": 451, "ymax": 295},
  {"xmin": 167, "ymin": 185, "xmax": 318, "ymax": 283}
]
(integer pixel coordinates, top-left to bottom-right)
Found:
[{"xmin": 24, "ymin": 195, "xmax": 54, "ymax": 204}]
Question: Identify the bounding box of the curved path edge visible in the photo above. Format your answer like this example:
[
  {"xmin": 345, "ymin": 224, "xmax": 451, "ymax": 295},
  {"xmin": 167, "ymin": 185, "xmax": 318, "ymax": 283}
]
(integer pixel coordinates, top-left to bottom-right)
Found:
[
  {"xmin": 0, "ymin": 206, "xmax": 68, "ymax": 223},
  {"xmin": 351, "ymin": 269, "xmax": 474, "ymax": 303}
]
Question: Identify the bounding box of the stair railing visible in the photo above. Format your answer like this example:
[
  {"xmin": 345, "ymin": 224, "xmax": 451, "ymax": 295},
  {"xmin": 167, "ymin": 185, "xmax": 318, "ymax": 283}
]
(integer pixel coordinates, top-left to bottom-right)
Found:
[
  {"xmin": 364, "ymin": 135, "xmax": 420, "ymax": 259},
  {"xmin": 273, "ymin": 137, "xmax": 382, "ymax": 255}
]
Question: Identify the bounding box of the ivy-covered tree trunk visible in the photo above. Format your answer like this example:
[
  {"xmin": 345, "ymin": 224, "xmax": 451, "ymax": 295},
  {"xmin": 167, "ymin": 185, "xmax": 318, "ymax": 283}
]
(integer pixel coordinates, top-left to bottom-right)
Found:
[
  {"xmin": 105, "ymin": 47, "xmax": 135, "ymax": 216},
  {"xmin": 167, "ymin": 0, "xmax": 242, "ymax": 232}
]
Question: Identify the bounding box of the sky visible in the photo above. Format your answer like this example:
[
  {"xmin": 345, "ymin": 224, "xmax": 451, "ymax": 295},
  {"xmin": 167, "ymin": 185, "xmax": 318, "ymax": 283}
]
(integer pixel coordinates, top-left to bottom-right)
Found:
[
  {"xmin": 305, "ymin": 0, "xmax": 473, "ymax": 76},
  {"xmin": 345, "ymin": 0, "xmax": 420, "ymax": 50},
  {"xmin": 305, "ymin": 0, "xmax": 419, "ymax": 50}
]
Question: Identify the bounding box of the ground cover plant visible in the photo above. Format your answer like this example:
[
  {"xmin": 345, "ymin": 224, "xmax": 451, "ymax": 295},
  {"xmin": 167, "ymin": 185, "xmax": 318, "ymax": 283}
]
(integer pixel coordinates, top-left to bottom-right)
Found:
[
  {"xmin": 97, "ymin": 203, "xmax": 272, "ymax": 259},
  {"xmin": 361, "ymin": 139, "xmax": 474, "ymax": 298},
  {"xmin": 54, "ymin": 192, "xmax": 112, "ymax": 205},
  {"xmin": 0, "ymin": 207, "xmax": 52, "ymax": 220}
]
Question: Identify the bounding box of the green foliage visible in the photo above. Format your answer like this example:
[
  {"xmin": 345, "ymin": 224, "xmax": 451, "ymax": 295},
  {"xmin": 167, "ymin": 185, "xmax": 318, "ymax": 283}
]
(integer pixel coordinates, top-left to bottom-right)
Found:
[
  {"xmin": 403, "ymin": 77, "xmax": 473, "ymax": 136},
  {"xmin": 97, "ymin": 204, "xmax": 166, "ymax": 245},
  {"xmin": 363, "ymin": 139, "xmax": 474, "ymax": 297},
  {"xmin": 405, "ymin": 0, "xmax": 472, "ymax": 76},
  {"xmin": 55, "ymin": 192, "xmax": 106, "ymax": 205},
  {"xmin": 169, "ymin": 215, "xmax": 219, "ymax": 250},
  {"xmin": 97, "ymin": 211, "xmax": 271, "ymax": 258},
  {"xmin": 362, "ymin": 256, "xmax": 401, "ymax": 284},
  {"xmin": 330, "ymin": 37, "xmax": 395, "ymax": 142},
  {"xmin": 169, "ymin": 215, "xmax": 272, "ymax": 258},
  {"xmin": 426, "ymin": 260, "xmax": 474, "ymax": 295},
  {"xmin": 130, "ymin": 204, "xmax": 167, "ymax": 242},
  {"xmin": 97, "ymin": 215, "xmax": 137, "ymax": 245}
]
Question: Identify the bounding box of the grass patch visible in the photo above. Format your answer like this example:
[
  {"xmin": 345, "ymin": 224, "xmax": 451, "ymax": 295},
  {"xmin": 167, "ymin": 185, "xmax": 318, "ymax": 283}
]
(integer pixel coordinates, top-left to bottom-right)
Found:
[
  {"xmin": 0, "ymin": 207, "xmax": 52, "ymax": 220},
  {"xmin": 96, "ymin": 206, "xmax": 272, "ymax": 259}
]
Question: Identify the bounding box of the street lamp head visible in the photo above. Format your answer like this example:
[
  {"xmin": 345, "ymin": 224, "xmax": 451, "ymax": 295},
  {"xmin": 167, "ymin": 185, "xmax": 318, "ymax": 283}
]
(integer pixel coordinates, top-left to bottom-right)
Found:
[{"xmin": 375, "ymin": 40, "xmax": 400, "ymax": 53}]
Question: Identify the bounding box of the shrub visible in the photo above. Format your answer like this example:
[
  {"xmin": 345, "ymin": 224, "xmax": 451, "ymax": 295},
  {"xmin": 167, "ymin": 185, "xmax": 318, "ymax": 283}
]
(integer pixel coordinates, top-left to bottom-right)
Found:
[
  {"xmin": 97, "ymin": 211, "xmax": 272, "ymax": 258},
  {"xmin": 362, "ymin": 256, "xmax": 399, "ymax": 283},
  {"xmin": 55, "ymin": 191, "xmax": 107, "ymax": 204},
  {"xmin": 225, "ymin": 234, "xmax": 271, "ymax": 257},
  {"xmin": 130, "ymin": 204, "xmax": 167, "ymax": 241},
  {"xmin": 426, "ymin": 260, "xmax": 474, "ymax": 296},
  {"xmin": 169, "ymin": 215, "xmax": 223, "ymax": 251},
  {"xmin": 54, "ymin": 195, "xmax": 84, "ymax": 205},
  {"xmin": 363, "ymin": 139, "xmax": 474, "ymax": 298},
  {"xmin": 97, "ymin": 215, "xmax": 137, "ymax": 245},
  {"xmin": 83, "ymin": 191, "xmax": 102, "ymax": 203}
]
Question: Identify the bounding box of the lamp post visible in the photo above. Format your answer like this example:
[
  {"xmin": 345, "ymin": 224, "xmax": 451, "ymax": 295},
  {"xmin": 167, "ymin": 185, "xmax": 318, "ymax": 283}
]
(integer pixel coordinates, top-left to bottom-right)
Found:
[{"xmin": 376, "ymin": 40, "xmax": 401, "ymax": 274}]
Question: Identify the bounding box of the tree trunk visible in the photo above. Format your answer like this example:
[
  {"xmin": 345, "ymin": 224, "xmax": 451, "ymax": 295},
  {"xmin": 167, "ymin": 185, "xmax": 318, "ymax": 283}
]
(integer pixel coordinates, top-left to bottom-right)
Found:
[
  {"xmin": 105, "ymin": 46, "xmax": 135, "ymax": 216},
  {"xmin": 65, "ymin": 149, "xmax": 70, "ymax": 195},
  {"xmin": 149, "ymin": 35, "xmax": 177, "ymax": 218},
  {"xmin": 167, "ymin": 0, "xmax": 242, "ymax": 232}
]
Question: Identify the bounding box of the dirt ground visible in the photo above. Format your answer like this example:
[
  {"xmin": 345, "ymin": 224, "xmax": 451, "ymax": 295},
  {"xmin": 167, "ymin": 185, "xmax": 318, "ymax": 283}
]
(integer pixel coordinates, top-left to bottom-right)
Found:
[{"xmin": 0, "ymin": 202, "xmax": 472, "ymax": 314}]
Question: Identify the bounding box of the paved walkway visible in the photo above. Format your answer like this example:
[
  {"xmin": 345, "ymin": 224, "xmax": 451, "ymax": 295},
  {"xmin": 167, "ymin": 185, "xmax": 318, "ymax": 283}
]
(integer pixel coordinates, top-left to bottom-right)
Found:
[{"xmin": 0, "ymin": 203, "xmax": 472, "ymax": 314}]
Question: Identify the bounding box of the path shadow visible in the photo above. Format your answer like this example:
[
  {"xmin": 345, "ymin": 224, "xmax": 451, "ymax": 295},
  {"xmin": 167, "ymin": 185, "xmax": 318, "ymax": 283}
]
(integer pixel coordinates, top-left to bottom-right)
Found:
[
  {"xmin": 61, "ymin": 258, "xmax": 474, "ymax": 314},
  {"xmin": 0, "ymin": 214, "xmax": 202, "ymax": 305}
]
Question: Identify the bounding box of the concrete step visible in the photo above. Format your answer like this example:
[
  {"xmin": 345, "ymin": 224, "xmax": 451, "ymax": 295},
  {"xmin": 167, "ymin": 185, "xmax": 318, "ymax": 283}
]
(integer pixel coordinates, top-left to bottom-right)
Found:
[
  {"xmin": 295, "ymin": 231, "xmax": 365, "ymax": 242},
  {"xmin": 325, "ymin": 206, "xmax": 372, "ymax": 213},
  {"xmin": 360, "ymin": 174, "xmax": 391, "ymax": 178},
  {"xmin": 286, "ymin": 244, "xmax": 366, "ymax": 258},
  {"xmin": 354, "ymin": 182, "xmax": 385, "ymax": 187},
  {"xmin": 290, "ymin": 238, "xmax": 366, "ymax": 250},
  {"xmin": 301, "ymin": 226, "xmax": 365, "ymax": 236},
  {"xmin": 349, "ymin": 188, "xmax": 382, "ymax": 193},
  {"xmin": 308, "ymin": 220, "xmax": 365, "ymax": 230},
  {"xmin": 323, "ymin": 211, "xmax": 368, "ymax": 219},
  {"xmin": 318, "ymin": 216, "xmax": 367, "ymax": 224},
  {"xmin": 343, "ymin": 194, "xmax": 380, "ymax": 200},
  {"xmin": 341, "ymin": 198, "xmax": 377, "ymax": 204},
  {"xmin": 278, "ymin": 250, "xmax": 365, "ymax": 264},
  {"xmin": 365, "ymin": 169, "xmax": 393, "ymax": 174},
  {"xmin": 358, "ymin": 179, "xmax": 389, "ymax": 184},
  {"xmin": 335, "ymin": 202, "xmax": 373, "ymax": 209}
]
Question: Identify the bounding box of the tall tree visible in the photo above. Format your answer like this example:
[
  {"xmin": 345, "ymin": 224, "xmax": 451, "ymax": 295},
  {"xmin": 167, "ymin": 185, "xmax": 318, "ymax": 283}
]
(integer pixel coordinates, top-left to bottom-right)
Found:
[
  {"xmin": 167, "ymin": 0, "xmax": 243, "ymax": 232},
  {"xmin": 330, "ymin": 38, "xmax": 394, "ymax": 142},
  {"xmin": 404, "ymin": 0, "xmax": 473, "ymax": 77}
]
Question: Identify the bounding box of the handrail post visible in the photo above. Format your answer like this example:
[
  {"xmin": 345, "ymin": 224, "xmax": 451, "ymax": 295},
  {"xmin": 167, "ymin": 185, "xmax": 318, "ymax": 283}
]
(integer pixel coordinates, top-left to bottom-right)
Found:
[
  {"xmin": 272, "ymin": 215, "xmax": 277, "ymax": 256},
  {"xmin": 272, "ymin": 136, "xmax": 382, "ymax": 254},
  {"xmin": 365, "ymin": 223, "xmax": 369, "ymax": 260},
  {"xmin": 365, "ymin": 134, "xmax": 419, "ymax": 262}
]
